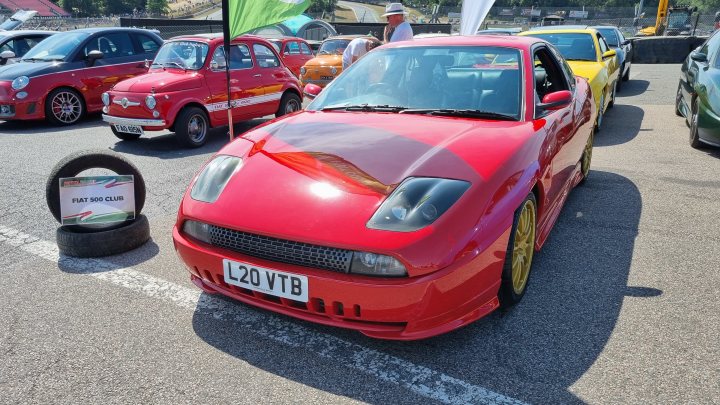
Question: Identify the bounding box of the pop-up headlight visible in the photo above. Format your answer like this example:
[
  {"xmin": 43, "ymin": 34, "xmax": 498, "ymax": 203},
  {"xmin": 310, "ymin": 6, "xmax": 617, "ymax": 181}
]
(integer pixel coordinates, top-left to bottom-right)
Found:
[
  {"xmin": 368, "ymin": 177, "xmax": 470, "ymax": 232},
  {"xmin": 190, "ymin": 155, "xmax": 243, "ymax": 203}
]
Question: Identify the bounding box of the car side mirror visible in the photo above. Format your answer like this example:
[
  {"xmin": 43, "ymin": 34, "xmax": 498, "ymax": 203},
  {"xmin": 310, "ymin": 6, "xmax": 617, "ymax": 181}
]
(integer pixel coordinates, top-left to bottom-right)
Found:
[
  {"xmin": 144, "ymin": 59, "xmax": 150, "ymax": 69},
  {"xmin": 690, "ymin": 51, "xmax": 707, "ymax": 62},
  {"xmin": 303, "ymin": 83, "xmax": 322, "ymax": 100},
  {"xmin": 86, "ymin": 50, "xmax": 104, "ymax": 66},
  {"xmin": 538, "ymin": 90, "xmax": 572, "ymax": 111},
  {"xmin": 0, "ymin": 50, "xmax": 15, "ymax": 65},
  {"xmin": 602, "ymin": 50, "xmax": 617, "ymax": 59},
  {"xmin": 621, "ymin": 39, "xmax": 631, "ymax": 46}
]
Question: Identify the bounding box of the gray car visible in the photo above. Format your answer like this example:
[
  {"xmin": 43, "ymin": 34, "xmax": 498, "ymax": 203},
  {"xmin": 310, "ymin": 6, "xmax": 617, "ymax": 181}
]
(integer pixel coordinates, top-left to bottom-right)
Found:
[
  {"xmin": 593, "ymin": 26, "xmax": 632, "ymax": 91},
  {"xmin": 0, "ymin": 30, "xmax": 55, "ymax": 65}
]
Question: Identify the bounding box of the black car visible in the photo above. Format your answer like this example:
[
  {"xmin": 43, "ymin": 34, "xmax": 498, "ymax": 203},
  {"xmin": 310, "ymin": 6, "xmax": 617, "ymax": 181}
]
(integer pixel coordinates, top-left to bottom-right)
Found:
[{"xmin": 593, "ymin": 26, "xmax": 632, "ymax": 91}]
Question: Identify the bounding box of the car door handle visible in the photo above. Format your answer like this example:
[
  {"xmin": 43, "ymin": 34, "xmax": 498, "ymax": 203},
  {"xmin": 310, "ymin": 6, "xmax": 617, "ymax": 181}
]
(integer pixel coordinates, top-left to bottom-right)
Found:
[{"xmin": 253, "ymin": 74, "xmax": 262, "ymax": 77}]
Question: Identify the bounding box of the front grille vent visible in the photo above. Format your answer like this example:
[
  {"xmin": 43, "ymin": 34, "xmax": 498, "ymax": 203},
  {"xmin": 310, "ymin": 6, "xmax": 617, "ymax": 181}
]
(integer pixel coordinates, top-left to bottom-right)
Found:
[{"xmin": 209, "ymin": 225, "xmax": 353, "ymax": 273}]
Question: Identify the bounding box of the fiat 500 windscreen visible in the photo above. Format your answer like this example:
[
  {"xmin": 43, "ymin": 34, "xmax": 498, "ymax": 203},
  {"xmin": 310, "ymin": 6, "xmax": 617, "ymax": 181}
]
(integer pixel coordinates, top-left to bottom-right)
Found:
[
  {"xmin": 308, "ymin": 46, "xmax": 523, "ymax": 120},
  {"xmin": 152, "ymin": 41, "xmax": 210, "ymax": 70}
]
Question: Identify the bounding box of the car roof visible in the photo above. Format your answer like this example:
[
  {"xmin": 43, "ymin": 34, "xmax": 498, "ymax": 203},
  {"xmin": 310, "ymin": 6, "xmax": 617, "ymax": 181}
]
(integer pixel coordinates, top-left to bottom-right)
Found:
[
  {"xmin": 326, "ymin": 35, "xmax": 375, "ymax": 41},
  {"xmin": 521, "ymin": 27, "xmax": 600, "ymax": 35},
  {"xmin": 0, "ymin": 30, "xmax": 55, "ymax": 37},
  {"xmin": 167, "ymin": 33, "xmax": 272, "ymax": 44},
  {"xmin": 529, "ymin": 25, "xmax": 590, "ymax": 31},
  {"xmin": 66, "ymin": 27, "xmax": 161, "ymax": 35},
  {"xmin": 382, "ymin": 34, "xmax": 539, "ymax": 50}
]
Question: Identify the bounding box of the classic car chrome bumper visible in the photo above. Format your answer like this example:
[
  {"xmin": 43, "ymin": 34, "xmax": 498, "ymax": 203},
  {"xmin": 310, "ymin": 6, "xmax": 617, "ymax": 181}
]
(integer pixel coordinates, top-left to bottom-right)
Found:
[{"xmin": 102, "ymin": 114, "xmax": 166, "ymax": 127}]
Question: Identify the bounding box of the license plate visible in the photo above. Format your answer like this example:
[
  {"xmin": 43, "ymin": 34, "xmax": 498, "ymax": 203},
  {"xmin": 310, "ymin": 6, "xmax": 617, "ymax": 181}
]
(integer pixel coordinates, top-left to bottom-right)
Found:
[
  {"xmin": 113, "ymin": 124, "xmax": 143, "ymax": 135},
  {"xmin": 320, "ymin": 75, "xmax": 334, "ymax": 80},
  {"xmin": 223, "ymin": 259, "xmax": 308, "ymax": 302}
]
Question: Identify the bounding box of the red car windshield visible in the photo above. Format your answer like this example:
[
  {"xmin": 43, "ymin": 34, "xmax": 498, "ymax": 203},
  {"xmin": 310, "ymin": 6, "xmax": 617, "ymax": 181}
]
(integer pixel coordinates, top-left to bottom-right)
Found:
[
  {"xmin": 153, "ymin": 41, "xmax": 209, "ymax": 70},
  {"xmin": 308, "ymin": 46, "xmax": 523, "ymax": 119}
]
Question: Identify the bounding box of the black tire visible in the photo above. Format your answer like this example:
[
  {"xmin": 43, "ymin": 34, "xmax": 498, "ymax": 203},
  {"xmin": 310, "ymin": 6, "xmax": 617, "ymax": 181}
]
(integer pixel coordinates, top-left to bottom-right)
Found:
[
  {"xmin": 675, "ymin": 83, "xmax": 684, "ymax": 117},
  {"xmin": 616, "ymin": 66, "xmax": 624, "ymax": 92},
  {"xmin": 607, "ymin": 81, "xmax": 617, "ymax": 109},
  {"xmin": 498, "ymin": 193, "xmax": 537, "ymax": 308},
  {"xmin": 595, "ymin": 93, "xmax": 605, "ymax": 132},
  {"xmin": 45, "ymin": 87, "xmax": 85, "ymax": 126},
  {"xmin": 111, "ymin": 126, "xmax": 142, "ymax": 141},
  {"xmin": 56, "ymin": 214, "xmax": 150, "ymax": 258},
  {"xmin": 622, "ymin": 64, "xmax": 631, "ymax": 82},
  {"xmin": 689, "ymin": 98, "xmax": 703, "ymax": 149},
  {"xmin": 579, "ymin": 128, "xmax": 594, "ymax": 186},
  {"xmin": 46, "ymin": 150, "xmax": 146, "ymax": 227},
  {"xmin": 175, "ymin": 106, "xmax": 210, "ymax": 148},
  {"xmin": 275, "ymin": 92, "xmax": 302, "ymax": 118}
]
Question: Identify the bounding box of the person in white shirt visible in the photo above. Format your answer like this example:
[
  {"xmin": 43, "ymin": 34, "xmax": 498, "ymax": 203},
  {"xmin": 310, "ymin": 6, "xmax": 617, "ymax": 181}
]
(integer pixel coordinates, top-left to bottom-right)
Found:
[
  {"xmin": 342, "ymin": 38, "xmax": 380, "ymax": 70},
  {"xmin": 382, "ymin": 3, "xmax": 413, "ymax": 43}
]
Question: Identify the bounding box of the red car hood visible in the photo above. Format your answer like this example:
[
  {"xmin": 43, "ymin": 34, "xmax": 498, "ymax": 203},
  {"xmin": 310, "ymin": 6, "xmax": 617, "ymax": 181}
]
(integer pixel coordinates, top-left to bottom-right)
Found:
[
  {"xmin": 182, "ymin": 111, "xmax": 536, "ymax": 270},
  {"xmin": 111, "ymin": 69, "xmax": 203, "ymax": 93}
]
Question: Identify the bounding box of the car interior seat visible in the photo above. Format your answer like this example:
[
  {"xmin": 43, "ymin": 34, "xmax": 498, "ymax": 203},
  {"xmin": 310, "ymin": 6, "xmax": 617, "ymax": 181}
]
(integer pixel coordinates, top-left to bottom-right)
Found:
[{"xmin": 478, "ymin": 69, "xmax": 520, "ymax": 116}]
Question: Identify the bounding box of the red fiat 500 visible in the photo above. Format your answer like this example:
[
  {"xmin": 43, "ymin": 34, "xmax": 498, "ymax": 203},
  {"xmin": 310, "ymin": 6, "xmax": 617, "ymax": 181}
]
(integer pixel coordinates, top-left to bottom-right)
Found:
[
  {"xmin": 102, "ymin": 34, "xmax": 303, "ymax": 148},
  {"xmin": 0, "ymin": 28, "xmax": 162, "ymax": 125},
  {"xmin": 173, "ymin": 36, "xmax": 596, "ymax": 340},
  {"xmin": 266, "ymin": 37, "xmax": 314, "ymax": 78}
]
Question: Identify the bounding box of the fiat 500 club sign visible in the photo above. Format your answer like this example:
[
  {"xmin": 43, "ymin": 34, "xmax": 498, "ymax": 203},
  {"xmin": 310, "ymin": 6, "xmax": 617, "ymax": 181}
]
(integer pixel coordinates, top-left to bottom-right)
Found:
[{"xmin": 59, "ymin": 176, "xmax": 135, "ymax": 225}]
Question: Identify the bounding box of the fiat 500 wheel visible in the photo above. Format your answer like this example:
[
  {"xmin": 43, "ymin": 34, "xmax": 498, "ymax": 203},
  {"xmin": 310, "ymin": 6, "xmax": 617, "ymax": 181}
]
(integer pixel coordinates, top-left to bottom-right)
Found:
[
  {"xmin": 276, "ymin": 92, "xmax": 302, "ymax": 118},
  {"xmin": 175, "ymin": 106, "xmax": 209, "ymax": 148},
  {"xmin": 45, "ymin": 88, "xmax": 84, "ymax": 126},
  {"xmin": 499, "ymin": 193, "xmax": 537, "ymax": 308}
]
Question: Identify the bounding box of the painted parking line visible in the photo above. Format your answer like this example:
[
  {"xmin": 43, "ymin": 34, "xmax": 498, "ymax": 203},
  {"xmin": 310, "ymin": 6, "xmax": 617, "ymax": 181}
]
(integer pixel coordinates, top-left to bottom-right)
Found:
[{"xmin": 0, "ymin": 225, "xmax": 528, "ymax": 405}]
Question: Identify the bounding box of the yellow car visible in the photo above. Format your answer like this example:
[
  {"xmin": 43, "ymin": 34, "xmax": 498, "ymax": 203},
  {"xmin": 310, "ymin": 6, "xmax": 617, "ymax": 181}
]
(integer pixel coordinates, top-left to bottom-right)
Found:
[
  {"xmin": 299, "ymin": 35, "xmax": 376, "ymax": 88},
  {"xmin": 519, "ymin": 27, "xmax": 620, "ymax": 130}
]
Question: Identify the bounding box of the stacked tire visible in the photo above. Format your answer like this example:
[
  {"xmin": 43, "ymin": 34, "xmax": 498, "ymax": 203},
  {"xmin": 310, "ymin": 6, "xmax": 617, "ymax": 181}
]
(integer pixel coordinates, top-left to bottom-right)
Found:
[{"xmin": 46, "ymin": 150, "xmax": 150, "ymax": 257}]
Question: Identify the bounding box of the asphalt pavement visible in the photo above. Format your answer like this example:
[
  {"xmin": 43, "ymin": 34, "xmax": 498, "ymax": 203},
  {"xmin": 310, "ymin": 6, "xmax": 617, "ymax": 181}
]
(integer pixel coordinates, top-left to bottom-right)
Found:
[{"xmin": 0, "ymin": 64, "xmax": 719, "ymax": 404}]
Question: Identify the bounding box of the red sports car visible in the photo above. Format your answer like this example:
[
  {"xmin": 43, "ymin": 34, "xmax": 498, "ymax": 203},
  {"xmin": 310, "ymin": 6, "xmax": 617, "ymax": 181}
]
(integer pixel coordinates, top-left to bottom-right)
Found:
[{"xmin": 173, "ymin": 35, "xmax": 597, "ymax": 340}]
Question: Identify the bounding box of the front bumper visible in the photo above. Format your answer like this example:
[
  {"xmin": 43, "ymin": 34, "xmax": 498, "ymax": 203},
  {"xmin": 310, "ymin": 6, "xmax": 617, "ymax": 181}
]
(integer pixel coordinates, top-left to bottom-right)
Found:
[
  {"xmin": 173, "ymin": 224, "xmax": 510, "ymax": 340},
  {"xmin": 102, "ymin": 114, "xmax": 166, "ymax": 128}
]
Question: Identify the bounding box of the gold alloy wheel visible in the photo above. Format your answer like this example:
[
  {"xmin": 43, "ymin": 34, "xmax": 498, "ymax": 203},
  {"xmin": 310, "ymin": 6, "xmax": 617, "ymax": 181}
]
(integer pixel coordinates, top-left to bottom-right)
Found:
[
  {"xmin": 582, "ymin": 130, "xmax": 594, "ymax": 178},
  {"xmin": 511, "ymin": 199, "xmax": 536, "ymax": 295}
]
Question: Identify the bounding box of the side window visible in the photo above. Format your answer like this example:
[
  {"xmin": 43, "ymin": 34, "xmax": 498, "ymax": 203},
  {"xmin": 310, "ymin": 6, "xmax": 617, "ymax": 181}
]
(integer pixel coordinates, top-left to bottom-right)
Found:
[
  {"xmin": 548, "ymin": 44, "xmax": 575, "ymax": 90},
  {"xmin": 229, "ymin": 44, "xmax": 253, "ymax": 70},
  {"xmin": 210, "ymin": 46, "xmax": 226, "ymax": 70},
  {"xmin": 704, "ymin": 30, "xmax": 720, "ymax": 64},
  {"xmin": 596, "ymin": 34, "xmax": 608, "ymax": 54},
  {"xmin": 85, "ymin": 33, "xmax": 135, "ymax": 58},
  {"xmin": 1, "ymin": 39, "xmax": 13, "ymax": 53},
  {"xmin": 137, "ymin": 34, "xmax": 160, "ymax": 54},
  {"xmin": 533, "ymin": 47, "xmax": 569, "ymax": 114},
  {"xmin": 253, "ymin": 43, "xmax": 280, "ymax": 68},
  {"xmin": 286, "ymin": 41, "xmax": 300, "ymax": 54},
  {"xmin": 300, "ymin": 42, "xmax": 312, "ymax": 55}
]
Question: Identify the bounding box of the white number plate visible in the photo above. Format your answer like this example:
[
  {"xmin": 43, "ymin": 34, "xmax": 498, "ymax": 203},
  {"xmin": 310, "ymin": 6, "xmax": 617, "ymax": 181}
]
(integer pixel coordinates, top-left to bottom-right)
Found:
[
  {"xmin": 114, "ymin": 124, "xmax": 143, "ymax": 135},
  {"xmin": 223, "ymin": 259, "xmax": 308, "ymax": 302}
]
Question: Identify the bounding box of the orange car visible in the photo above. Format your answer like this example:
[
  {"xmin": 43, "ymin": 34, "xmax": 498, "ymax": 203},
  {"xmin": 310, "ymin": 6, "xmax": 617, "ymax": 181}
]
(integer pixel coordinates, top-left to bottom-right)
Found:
[{"xmin": 299, "ymin": 35, "xmax": 376, "ymax": 88}]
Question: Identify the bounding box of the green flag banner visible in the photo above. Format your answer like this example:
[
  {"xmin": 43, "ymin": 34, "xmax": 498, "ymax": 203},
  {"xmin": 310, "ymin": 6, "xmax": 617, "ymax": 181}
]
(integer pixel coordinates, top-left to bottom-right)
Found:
[{"xmin": 228, "ymin": 0, "xmax": 312, "ymax": 39}]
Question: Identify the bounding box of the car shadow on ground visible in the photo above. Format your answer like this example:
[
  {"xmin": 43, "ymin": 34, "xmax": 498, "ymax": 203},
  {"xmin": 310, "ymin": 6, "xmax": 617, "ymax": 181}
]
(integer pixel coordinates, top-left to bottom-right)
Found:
[
  {"xmin": 616, "ymin": 79, "xmax": 650, "ymax": 98},
  {"xmin": 189, "ymin": 170, "xmax": 655, "ymax": 404},
  {"xmin": 109, "ymin": 119, "xmax": 271, "ymax": 159},
  {"xmin": 0, "ymin": 114, "xmax": 107, "ymax": 134},
  {"xmin": 57, "ymin": 238, "xmax": 160, "ymax": 274},
  {"xmin": 595, "ymin": 104, "xmax": 644, "ymax": 147}
]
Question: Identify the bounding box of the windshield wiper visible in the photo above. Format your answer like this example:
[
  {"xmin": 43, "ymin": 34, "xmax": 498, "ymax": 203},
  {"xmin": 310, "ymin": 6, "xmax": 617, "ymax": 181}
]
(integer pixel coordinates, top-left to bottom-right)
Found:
[
  {"xmin": 321, "ymin": 104, "xmax": 408, "ymax": 112},
  {"xmin": 21, "ymin": 57, "xmax": 42, "ymax": 62},
  {"xmin": 400, "ymin": 108, "xmax": 518, "ymax": 121},
  {"xmin": 163, "ymin": 61, "xmax": 186, "ymax": 70}
]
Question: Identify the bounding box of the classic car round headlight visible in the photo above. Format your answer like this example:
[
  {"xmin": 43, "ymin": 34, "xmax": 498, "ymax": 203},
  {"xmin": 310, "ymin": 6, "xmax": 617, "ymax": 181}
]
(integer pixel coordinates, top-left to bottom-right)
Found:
[
  {"xmin": 145, "ymin": 95, "xmax": 157, "ymax": 109},
  {"xmin": 330, "ymin": 67, "xmax": 337, "ymax": 75},
  {"xmin": 300, "ymin": 66, "xmax": 306, "ymax": 75},
  {"xmin": 11, "ymin": 76, "xmax": 29, "ymax": 90},
  {"xmin": 101, "ymin": 92, "xmax": 110, "ymax": 106}
]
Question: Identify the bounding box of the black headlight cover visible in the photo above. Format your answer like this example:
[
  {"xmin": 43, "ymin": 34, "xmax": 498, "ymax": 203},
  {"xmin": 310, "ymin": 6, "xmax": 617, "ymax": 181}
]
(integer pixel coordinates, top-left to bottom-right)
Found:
[{"xmin": 367, "ymin": 177, "xmax": 470, "ymax": 232}]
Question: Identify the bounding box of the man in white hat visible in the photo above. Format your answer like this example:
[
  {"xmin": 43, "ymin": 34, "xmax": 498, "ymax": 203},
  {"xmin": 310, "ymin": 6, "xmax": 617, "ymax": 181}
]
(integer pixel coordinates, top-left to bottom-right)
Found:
[{"xmin": 382, "ymin": 3, "xmax": 413, "ymax": 43}]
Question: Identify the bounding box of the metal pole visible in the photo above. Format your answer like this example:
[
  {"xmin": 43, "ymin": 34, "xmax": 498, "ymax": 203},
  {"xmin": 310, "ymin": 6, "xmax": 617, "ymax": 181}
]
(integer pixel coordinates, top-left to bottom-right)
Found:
[
  {"xmin": 221, "ymin": 0, "xmax": 234, "ymax": 142},
  {"xmin": 693, "ymin": 12, "xmax": 699, "ymax": 36}
]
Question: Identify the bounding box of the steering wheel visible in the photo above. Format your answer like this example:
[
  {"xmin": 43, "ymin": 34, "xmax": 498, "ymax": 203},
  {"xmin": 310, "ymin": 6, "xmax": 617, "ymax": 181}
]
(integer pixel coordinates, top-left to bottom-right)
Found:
[{"xmin": 366, "ymin": 82, "xmax": 395, "ymax": 96}]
